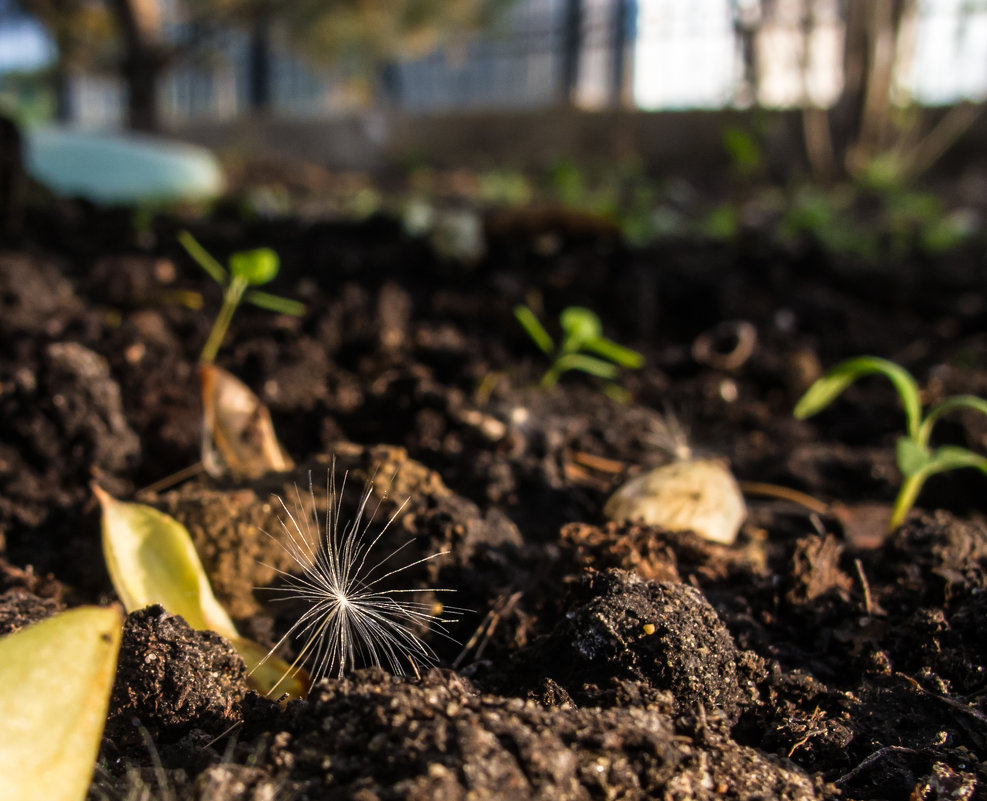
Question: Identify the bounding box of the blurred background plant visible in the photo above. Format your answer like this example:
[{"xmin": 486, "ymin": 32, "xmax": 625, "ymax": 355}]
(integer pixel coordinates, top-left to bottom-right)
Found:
[{"xmin": 0, "ymin": 0, "xmax": 985, "ymax": 262}]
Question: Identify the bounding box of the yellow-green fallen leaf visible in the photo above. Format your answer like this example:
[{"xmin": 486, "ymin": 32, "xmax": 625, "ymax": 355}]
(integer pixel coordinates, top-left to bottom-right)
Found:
[
  {"xmin": 96, "ymin": 484, "xmax": 238, "ymax": 638},
  {"xmin": 0, "ymin": 606, "xmax": 122, "ymax": 801},
  {"xmin": 230, "ymin": 635, "xmax": 311, "ymax": 700},
  {"xmin": 95, "ymin": 486, "xmax": 309, "ymax": 699}
]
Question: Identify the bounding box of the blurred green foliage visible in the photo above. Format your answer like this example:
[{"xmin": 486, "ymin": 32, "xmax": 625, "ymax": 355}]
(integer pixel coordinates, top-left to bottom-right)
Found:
[
  {"xmin": 721, "ymin": 125, "xmax": 762, "ymax": 179},
  {"xmin": 514, "ymin": 304, "xmax": 644, "ymax": 389},
  {"xmin": 0, "ymin": 71, "xmax": 55, "ymax": 125},
  {"xmin": 164, "ymin": 111, "xmax": 981, "ymax": 267},
  {"xmin": 776, "ymin": 181, "xmax": 972, "ymax": 260}
]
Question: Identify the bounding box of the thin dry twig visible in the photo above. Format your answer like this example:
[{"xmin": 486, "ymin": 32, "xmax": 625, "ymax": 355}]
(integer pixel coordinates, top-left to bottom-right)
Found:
[
  {"xmin": 137, "ymin": 462, "xmax": 204, "ymax": 496},
  {"xmin": 570, "ymin": 451, "xmax": 627, "ymax": 474},
  {"xmin": 453, "ymin": 590, "xmax": 522, "ymax": 669},
  {"xmin": 896, "ymin": 673, "xmax": 987, "ymax": 728},
  {"xmin": 562, "ymin": 460, "xmax": 612, "ymax": 491},
  {"xmin": 835, "ymin": 745, "xmax": 918, "ymax": 786},
  {"xmin": 738, "ymin": 480, "xmax": 830, "ymax": 516},
  {"xmin": 854, "ymin": 558, "xmax": 874, "ymax": 616}
]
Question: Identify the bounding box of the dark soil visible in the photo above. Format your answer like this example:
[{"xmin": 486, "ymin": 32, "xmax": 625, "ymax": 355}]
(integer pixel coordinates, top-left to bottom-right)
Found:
[{"xmin": 1, "ymin": 204, "xmax": 985, "ymax": 800}]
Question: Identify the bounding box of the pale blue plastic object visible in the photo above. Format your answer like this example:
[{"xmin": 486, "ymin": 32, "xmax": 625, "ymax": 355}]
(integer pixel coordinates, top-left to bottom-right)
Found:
[{"xmin": 24, "ymin": 126, "xmax": 224, "ymax": 205}]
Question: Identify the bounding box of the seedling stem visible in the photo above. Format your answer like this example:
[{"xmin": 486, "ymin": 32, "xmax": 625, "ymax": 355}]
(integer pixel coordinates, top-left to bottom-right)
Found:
[{"xmin": 178, "ymin": 231, "xmax": 305, "ymax": 365}]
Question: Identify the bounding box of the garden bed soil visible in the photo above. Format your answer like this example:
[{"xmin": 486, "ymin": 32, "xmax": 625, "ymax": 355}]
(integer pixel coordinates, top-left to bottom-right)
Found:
[{"xmin": 0, "ymin": 206, "xmax": 985, "ymax": 800}]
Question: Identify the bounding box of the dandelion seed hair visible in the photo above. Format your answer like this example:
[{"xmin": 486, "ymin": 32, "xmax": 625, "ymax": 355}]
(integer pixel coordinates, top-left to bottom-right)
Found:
[{"xmin": 253, "ymin": 466, "xmax": 461, "ymax": 694}]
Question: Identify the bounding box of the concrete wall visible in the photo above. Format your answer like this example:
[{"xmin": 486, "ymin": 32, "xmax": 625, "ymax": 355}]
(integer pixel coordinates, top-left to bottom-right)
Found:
[{"xmin": 170, "ymin": 106, "xmax": 983, "ymax": 180}]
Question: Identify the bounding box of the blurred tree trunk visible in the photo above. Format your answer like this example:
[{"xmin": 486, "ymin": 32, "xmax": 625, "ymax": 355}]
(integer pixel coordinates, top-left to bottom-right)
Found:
[
  {"xmin": 836, "ymin": 0, "xmax": 913, "ymax": 174},
  {"xmin": 248, "ymin": 14, "xmax": 271, "ymax": 113},
  {"xmin": 733, "ymin": 0, "xmax": 761, "ymax": 107},
  {"xmin": 105, "ymin": 0, "xmax": 167, "ymax": 131},
  {"xmin": 0, "ymin": 115, "xmax": 25, "ymax": 238},
  {"xmin": 14, "ymin": 0, "xmax": 113, "ymax": 124},
  {"xmin": 377, "ymin": 62, "xmax": 403, "ymax": 108},
  {"xmin": 611, "ymin": 0, "xmax": 634, "ymax": 107},
  {"xmin": 804, "ymin": 0, "xmax": 917, "ymax": 181},
  {"xmin": 52, "ymin": 62, "xmax": 72, "ymax": 122},
  {"xmin": 561, "ymin": 0, "xmax": 583, "ymax": 104}
]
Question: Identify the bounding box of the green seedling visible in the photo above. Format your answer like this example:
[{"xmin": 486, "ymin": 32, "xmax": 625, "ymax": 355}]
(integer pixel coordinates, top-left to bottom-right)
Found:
[
  {"xmin": 514, "ymin": 305, "xmax": 644, "ymax": 388},
  {"xmin": 178, "ymin": 231, "xmax": 305, "ymax": 365},
  {"xmin": 795, "ymin": 356, "xmax": 987, "ymax": 531}
]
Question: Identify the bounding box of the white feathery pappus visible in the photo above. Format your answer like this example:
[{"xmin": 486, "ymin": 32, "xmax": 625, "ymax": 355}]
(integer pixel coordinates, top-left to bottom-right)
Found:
[{"xmin": 253, "ymin": 465, "xmax": 462, "ymax": 694}]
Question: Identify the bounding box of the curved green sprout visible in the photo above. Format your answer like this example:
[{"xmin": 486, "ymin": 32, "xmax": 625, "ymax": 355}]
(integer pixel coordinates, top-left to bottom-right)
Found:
[
  {"xmin": 795, "ymin": 356, "xmax": 987, "ymax": 531},
  {"xmin": 514, "ymin": 305, "xmax": 643, "ymax": 388},
  {"xmin": 179, "ymin": 231, "xmax": 306, "ymax": 364}
]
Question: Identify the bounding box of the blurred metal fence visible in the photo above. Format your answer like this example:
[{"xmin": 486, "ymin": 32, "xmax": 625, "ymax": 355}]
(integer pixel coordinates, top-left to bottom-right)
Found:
[
  {"xmin": 397, "ymin": 0, "xmax": 570, "ymax": 110},
  {"xmin": 163, "ymin": 0, "xmax": 987, "ymax": 124},
  {"xmin": 2, "ymin": 0, "xmax": 987, "ymax": 128}
]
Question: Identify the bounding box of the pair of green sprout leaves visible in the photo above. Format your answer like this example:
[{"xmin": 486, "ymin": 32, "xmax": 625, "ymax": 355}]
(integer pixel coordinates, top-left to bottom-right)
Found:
[
  {"xmin": 795, "ymin": 355, "xmax": 987, "ymax": 530},
  {"xmin": 177, "ymin": 231, "xmax": 305, "ymax": 365},
  {"xmin": 514, "ymin": 304, "xmax": 644, "ymax": 387},
  {"xmin": 189, "ymin": 237, "xmax": 641, "ymax": 390}
]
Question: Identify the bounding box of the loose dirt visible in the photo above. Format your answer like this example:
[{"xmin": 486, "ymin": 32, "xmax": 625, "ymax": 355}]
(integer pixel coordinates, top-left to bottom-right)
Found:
[{"xmin": 1, "ymin": 207, "xmax": 984, "ymax": 799}]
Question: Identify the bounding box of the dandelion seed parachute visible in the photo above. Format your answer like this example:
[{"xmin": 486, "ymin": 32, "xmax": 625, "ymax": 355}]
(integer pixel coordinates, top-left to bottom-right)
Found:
[{"xmin": 254, "ymin": 469, "xmax": 461, "ymax": 693}]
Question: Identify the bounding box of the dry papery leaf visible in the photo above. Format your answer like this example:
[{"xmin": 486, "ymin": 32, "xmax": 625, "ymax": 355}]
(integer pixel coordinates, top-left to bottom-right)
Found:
[
  {"xmin": 604, "ymin": 458, "xmax": 746, "ymax": 546},
  {"xmin": 200, "ymin": 364, "xmax": 293, "ymax": 480}
]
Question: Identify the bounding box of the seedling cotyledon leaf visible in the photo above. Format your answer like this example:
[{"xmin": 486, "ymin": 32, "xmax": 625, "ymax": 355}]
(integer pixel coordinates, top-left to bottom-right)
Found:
[
  {"xmin": 514, "ymin": 304, "xmax": 643, "ymax": 388},
  {"xmin": 178, "ymin": 231, "xmax": 305, "ymax": 365}
]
